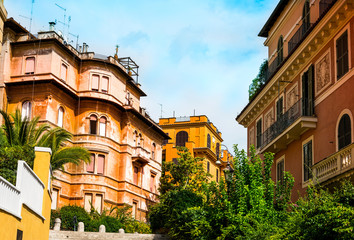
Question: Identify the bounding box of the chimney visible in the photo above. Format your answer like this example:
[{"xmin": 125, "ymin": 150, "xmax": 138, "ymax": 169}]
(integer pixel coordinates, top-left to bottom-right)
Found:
[
  {"xmin": 83, "ymin": 43, "xmax": 86, "ymax": 52},
  {"xmin": 79, "ymin": 46, "xmax": 82, "ymax": 53},
  {"xmin": 49, "ymin": 22, "xmax": 56, "ymax": 31}
]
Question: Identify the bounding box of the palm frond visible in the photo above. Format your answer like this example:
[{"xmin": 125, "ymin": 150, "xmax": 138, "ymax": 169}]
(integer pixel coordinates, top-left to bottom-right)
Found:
[
  {"xmin": 0, "ymin": 110, "xmax": 15, "ymax": 146},
  {"xmin": 51, "ymin": 146, "xmax": 90, "ymax": 171}
]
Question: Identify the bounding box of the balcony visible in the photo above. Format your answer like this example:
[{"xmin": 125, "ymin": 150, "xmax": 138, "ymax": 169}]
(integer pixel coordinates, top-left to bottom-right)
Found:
[
  {"xmin": 132, "ymin": 146, "xmax": 150, "ymax": 164},
  {"xmin": 259, "ymin": 99, "xmax": 317, "ymax": 153},
  {"xmin": 313, "ymin": 143, "xmax": 354, "ymax": 184},
  {"xmin": 288, "ymin": 22, "xmax": 313, "ymax": 54}
]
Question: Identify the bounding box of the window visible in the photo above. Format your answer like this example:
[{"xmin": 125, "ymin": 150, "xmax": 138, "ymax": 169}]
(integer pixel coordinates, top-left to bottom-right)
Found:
[
  {"xmin": 90, "ymin": 115, "xmax": 98, "ymax": 134},
  {"xmin": 61, "ymin": 63, "xmax": 68, "ymax": 81},
  {"xmin": 51, "ymin": 188, "xmax": 59, "ymax": 210},
  {"xmin": 84, "ymin": 193, "xmax": 93, "ymax": 212},
  {"xmin": 132, "ymin": 201, "xmax": 138, "ymax": 219},
  {"xmin": 57, "ymin": 107, "xmax": 64, "ymax": 127},
  {"xmin": 21, "ymin": 101, "xmax": 32, "ymax": 120},
  {"xmin": 99, "ymin": 116, "xmax": 107, "ymax": 137},
  {"xmin": 256, "ymin": 119, "xmax": 262, "ymax": 148},
  {"xmin": 216, "ymin": 143, "xmax": 220, "ymax": 158},
  {"xmin": 101, "ymin": 76, "xmax": 109, "ymax": 93},
  {"xmin": 303, "ymin": 140, "xmax": 313, "ymax": 182},
  {"xmin": 302, "ymin": 0, "xmax": 310, "ymax": 32},
  {"xmin": 336, "ymin": 30, "xmax": 349, "ymax": 80},
  {"xmin": 216, "ymin": 169, "xmax": 219, "ymax": 182},
  {"xmin": 133, "ymin": 131, "xmax": 138, "ymax": 146},
  {"xmin": 16, "ymin": 229, "xmax": 23, "ymax": 240},
  {"xmin": 152, "ymin": 143, "xmax": 156, "ymax": 160},
  {"xmin": 276, "ymin": 159, "xmax": 285, "ymax": 183},
  {"xmin": 277, "ymin": 36, "xmax": 283, "ymax": 66},
  {"xmin": 176, "ymin": 131, "xmax": 188, "ymax": 147},
  {"xmin": 133, "ymin": 166, "xmax": 139, "ymax": 185},
  {"xmin": 276, "ymin": 96, "xmax": 283, "ymax": 120},
  {"xmin": 25, "ymin": 57, "xmax": 35, "ymax": 74},
  {"xmin": 86, "ymin": 154, "xmax": 95, "ymax": 173},
  {"xmin": 97, "ymin": 155, "xmax": 105, "ymax": 175},
  {"xmin": 207, "ymin": 161, "xmax": 210, "ymax": 173},
  {"xmin": 302, "ymin": 65, "xmax": 314, "ymax": 116},
  {"xmin": 338, "ymin": 114, "xmax": 351, "ymax": 150},
  {"xmin": 207, "ymin": 134, "xmax": 211, "ymax": 148},
  {"xmin": 95, "ymin": 194, "xmax": 103, "ymax": 214},
  {"xmin": 150, "ymin": 173, "xmax": 156, "ymax": 193},
  {"xmin": 91, "ymin": 74, "xmax": 99, "ymax": 91}
]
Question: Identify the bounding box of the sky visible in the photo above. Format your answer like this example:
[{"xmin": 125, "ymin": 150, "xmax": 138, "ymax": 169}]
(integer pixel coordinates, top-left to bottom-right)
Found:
[{"xmin": 5, "ymin": 0, "xmax": 278, "ymax": 151}]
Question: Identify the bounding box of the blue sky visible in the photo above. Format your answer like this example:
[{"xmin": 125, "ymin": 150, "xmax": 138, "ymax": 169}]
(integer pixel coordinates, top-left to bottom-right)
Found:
[{"xmin": 5, "ymin": 0, "xmax": 278, "ymax": 151}]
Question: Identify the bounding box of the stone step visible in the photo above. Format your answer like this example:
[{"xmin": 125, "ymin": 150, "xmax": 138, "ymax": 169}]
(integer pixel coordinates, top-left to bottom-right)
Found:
[{"xmin": 49, "ymin": 230, "xmax": 169, "ymax": 240}]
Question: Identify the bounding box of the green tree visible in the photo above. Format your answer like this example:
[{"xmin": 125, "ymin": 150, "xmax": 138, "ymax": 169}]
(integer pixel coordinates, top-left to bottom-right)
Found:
[{"xmin": 248, "ymin": 59, "xmax": 268, "ymax": 101}]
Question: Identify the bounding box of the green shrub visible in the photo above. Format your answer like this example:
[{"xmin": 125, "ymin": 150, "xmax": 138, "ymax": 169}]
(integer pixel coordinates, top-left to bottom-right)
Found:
[
  {"xmin": 59, "ymin": 205, "xmax": 91, "ymax": 230},
  {"xmin": 125, "ymin": 220, "xmax": 152, "ymax": 234},
  {"xmin": 50, "ymin": 209, "xmax": 61, "ymax": 229}
]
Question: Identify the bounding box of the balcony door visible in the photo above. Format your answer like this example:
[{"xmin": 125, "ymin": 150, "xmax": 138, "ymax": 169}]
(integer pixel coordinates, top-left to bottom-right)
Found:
[{"xmin": 302, "ymin": 65, "xmax": 314, "ymax": 116}]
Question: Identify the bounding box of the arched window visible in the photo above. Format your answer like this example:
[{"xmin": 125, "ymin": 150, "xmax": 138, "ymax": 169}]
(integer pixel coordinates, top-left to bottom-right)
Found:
[
  {"xmin": 57, "ymin": 107, "xmax": 64, "ymax": 127},
  {"xmin": 90, "ymin": 115, "xmax": 98, "ymax": 134},
  {"xmin": 207, "ymin": 134, "xmax": 211, "ymax": 148},
  {"xmin": 303, "ymin": 0, "xmax": 310, "ymax": 32},
  {"xmin": 338, "ymin": 114, "xmax": 351, "ymax": 150},
  {"xmin": 21, "ymin": 101, "xmax": 32, "ymax": 120},
  {"xmin": 277, "ymin": 36, "xmax": 283, "ymax": 66},
  {"xmin": 152, "ymin": 143, "xmax": 156, "ymax": 160},
  {"xmin": 138, "ymin": 133, "xmax": 143, "ymax": 147},
  {"xmin": 176, "ymin": 131, "xmax": 188, "ymax": 147},
  {"xmin": 99, "ymin": 116, "xmax": 107, "ymax": 137}
]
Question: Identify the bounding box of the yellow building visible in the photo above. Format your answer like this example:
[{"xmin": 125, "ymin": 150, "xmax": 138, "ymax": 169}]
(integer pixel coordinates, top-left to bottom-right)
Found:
[
  {"xmin": 159, "ymin": 115, "xmax": 231, "ymax": 182},
  {"xmin": 0, "ymin": 147, "xmax": 52, "ymax": 240}
]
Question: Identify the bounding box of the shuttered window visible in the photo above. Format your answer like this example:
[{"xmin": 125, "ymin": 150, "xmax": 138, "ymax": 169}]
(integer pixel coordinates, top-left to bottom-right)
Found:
[
  {"xmin": 101, "ymin": 76, "xmax": 109, "ymax": 93},
  {"xmin": 207, "ymin": 161, "xmax": 210, "ymax": 173},
  {"xmin": 87, "ymin": 154, "xmax": 95, "ymax": 173},
  {"xmin": 256, "ymin": 119, "xmax": 262, "ymax": 148},
  {"xmin": 99, "ymin": 117, "xmax": 107, "ymax": 137},
  {"xmin": 133, "ymin": 166, "xmax": 139, "ymax": 185},
  {"xmin": 303, "ymin": 140, "xmax": 313, "ymax": 182},
  {"xmin": 84, "ymin": 194, "xmax": 92, "ymax": 212},
  {"xmin": 216, "ymin": 169, "xmax": 219, "ymax": 182},
  {"xmin": 150, "ymin": 174, "xmax": 156, "ymax": 193},
  {"xmin": 152, "ymin": 143, "xmax": 156, "ymax": 160},
  {"xmin": 336, "ymin": 30, "xmax": 349, "ymax": 80},
  {"xmin": 57, "ymin": 107, "xmax": 64, "ymax": 127},
  {"xmin": 95, "ymin": 194, "xmax": 103, "ymax": 214},
  {"xmin": 207, "ymin": 134, "xmax": 211, "ymax": 148},
  {"xmin": 277, "ymin": 36, "xmax": 283, "ymax": 66},
  {"xmin": 216, "ymin": 143, "xmax": 220, "ymax": 158},
  {"xmin": 338, "ymin": 114, "xmax": 351, "ymax": 150},
  {"xmin": 91, "ymin": 74, "xmax": 99, "ymax": 91},
  {"xmin": 97, "ymin": 155, "xmax": 105, "ymax": 175},
  {"xmin": 276, "ymin": 159, "xmax": 284, "ymax": 183},
  {"xmin": 25, "ymin": 57, "xmax": 35, "ymax": 74},
  {"xmin": 51, "ymin": 189, "xmax": 59, "ymax": 210},
  {"xmin": 176, "ymin": 131, "xmax": 188, "ymax": 147},
  {"xmin": 61, "ymin": 63, "xmax": 68, "ymax": 81},
  {"xmin": 276, "ymin": 97, "xmax": 283, "ymax": 120}
]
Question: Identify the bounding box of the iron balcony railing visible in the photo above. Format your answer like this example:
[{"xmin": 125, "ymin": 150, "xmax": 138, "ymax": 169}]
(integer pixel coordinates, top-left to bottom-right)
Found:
[
  {"xmin": 260, "ymin": 0, "xmax": 337, "ymax": 85},
  {"xmin": 260, "ymin": 98, "xmax": 307, "ymax": 149}
]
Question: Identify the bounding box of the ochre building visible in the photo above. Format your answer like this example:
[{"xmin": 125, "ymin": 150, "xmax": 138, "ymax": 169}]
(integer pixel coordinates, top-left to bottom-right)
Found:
[
  {"xmin": 237, "ymin": 0, "xmax": 354, "ymax": 201},
  {"xmin": 159, "ymin": 115, "xmax": 231, "ymax": 182},
  {"xmin": 0, "ymin": 18, "xmax": 168, "ymax": 221}
]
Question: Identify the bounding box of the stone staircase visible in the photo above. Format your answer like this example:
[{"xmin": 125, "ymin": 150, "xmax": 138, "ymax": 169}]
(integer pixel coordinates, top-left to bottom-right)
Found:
[{"xmin": 49, "ymin": 230, "xmax": 169, "ymax": 240}]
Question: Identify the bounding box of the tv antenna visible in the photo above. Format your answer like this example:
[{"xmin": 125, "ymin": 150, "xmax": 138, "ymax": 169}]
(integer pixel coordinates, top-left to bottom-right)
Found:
[
  {"xmin": 19, "ymin": 0, "xmax": 35, "ymax": 33},
  {"xmin": 55, "ymin": 3, "xmax": 71, "ymax": 38},
  {"xmin": 159, "ymin": 104, "xmax": 163, "ymax": 118}
]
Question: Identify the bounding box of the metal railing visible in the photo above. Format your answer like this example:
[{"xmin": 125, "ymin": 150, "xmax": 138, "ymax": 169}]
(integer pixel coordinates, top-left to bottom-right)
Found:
[
  {"xmin": 260, "ymin": 98, "xmax": 304, "ymax": 149},
  {"xmin": 313, "ymin": 142, "xmax": 353, "ymax": 183},
  {"xmin": 288, "ymin": 22, "xmax": 313, "ymax": 54},
  {"xmin": 320, "ymin": 0, "xmax": 337, "ymax": 17}
]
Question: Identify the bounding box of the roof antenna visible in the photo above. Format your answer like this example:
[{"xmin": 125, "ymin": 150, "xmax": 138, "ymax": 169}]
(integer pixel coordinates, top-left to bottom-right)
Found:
[
  {"xmin": 159, "ymin": 104, "xmax": 163, "ymax": 118},
  {"xmin": 29, "ymin": 0, "xmax": 35, "ymax": 33},
  {"xmin": 55, "ymin": 3, "xmax": 68, "ymax": 37}
]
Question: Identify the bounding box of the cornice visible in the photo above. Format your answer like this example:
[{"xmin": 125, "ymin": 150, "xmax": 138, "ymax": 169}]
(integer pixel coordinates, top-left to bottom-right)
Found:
[{"xmin": 237, "ymin": 0, "xmax": 353, "ymax": 127}]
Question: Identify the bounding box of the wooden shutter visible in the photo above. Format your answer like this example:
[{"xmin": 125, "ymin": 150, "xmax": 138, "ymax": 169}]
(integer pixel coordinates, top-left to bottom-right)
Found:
[
  {"xmin": 207, "ymin": 161, "xmax": 210, "ymax": 173},
  {"xmin": 87, "ymin": 154, "xmax": 95, "ymax": 173},
  {"xmin": 61, "ymin": 64, "xmax": 68, "ymax": 81},
  {"xmin": 302, "ymin": 73, "xmax": 307, "ymax": 115},
  {"xmin": 84, "ymin": 194, "xmax": 92, "ymax": 212},
  {"xmin": 176, "ymin": 131, "xmax": 188, "ymax": 147},
  {"xmin": 51, "ymin": 189, "xmax": 59, "ymax": 210},
  {"xmin": 101, "ymin": 76, "xmax": 109, "ymax": 93},
  {"xmin": 338, "ymin": 114, "xmax": 351, "ymax": 150},
  {"xmin": 95, "ymin": 194, "xmax": 103, "ymax": 214},
  {"xmin": 25, "ymin": 57, "xmax": 35, "ymax": 74},
  {"xmin": 99, "ymin": 117, "xmax": 106, "ymax": 137},
  {"xmin": 256, "ymin": 119, "xmax": 262, "ymax": 148},
  {"xmin": 150, "ymin": 174, "xmax": 155, "ymax": 192},
  {"xmin": 133, "ymin": 166, "xmax": 139, "ymax": 185},
  {"xmin": 308, "ymin": 65, "xmax": 314, "ymax": 116},
  {"xmin": 207, "ymin": 134, "xmax": 211, "ymax": 148},
  {"xmin": 97, "ymin": 155, "xmax": 105, "ymax": 175},
  {"xmin": 91, "ymin": 74, "xmax": 99, "ymax": 91}
]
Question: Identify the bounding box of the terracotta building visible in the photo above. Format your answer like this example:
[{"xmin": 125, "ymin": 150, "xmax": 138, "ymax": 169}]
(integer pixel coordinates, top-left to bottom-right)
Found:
[
  {"xmin": 159, "ymin": 115, "xmax": 232, "ymax": 182},
  {"xmin": 236, "ymin": 0, "xmax": 354, "ymax": 201},
  {"xmin": 0, "ymin": 0, "xmax": 7, "ymax": 114},
  {"xmin": 0, "ymin": 18, "xmax": 168, "ymax": 221}
]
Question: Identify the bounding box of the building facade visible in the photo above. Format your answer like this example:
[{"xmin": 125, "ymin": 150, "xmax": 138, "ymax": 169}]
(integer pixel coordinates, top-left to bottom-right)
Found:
[
  {"xmin": 159, "ymin": 115, "xmax": 231, "ymax": 182},
  {"xmin": 237, "ymin": 0, "xmax": 354, "ymax": 200},
  {"xmin": 0, "ymin": 18, "xmax": 168, "ymax": 221}
]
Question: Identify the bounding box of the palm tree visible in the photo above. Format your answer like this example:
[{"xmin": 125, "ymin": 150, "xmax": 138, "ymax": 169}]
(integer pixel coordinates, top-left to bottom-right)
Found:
[
  {"xmin": 38, "ymin": 127, "xmax": 90, "ymax": 170},
  {"xmin": 0, "ymin": 109, "xmax": 90, "ymax": 170}
]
